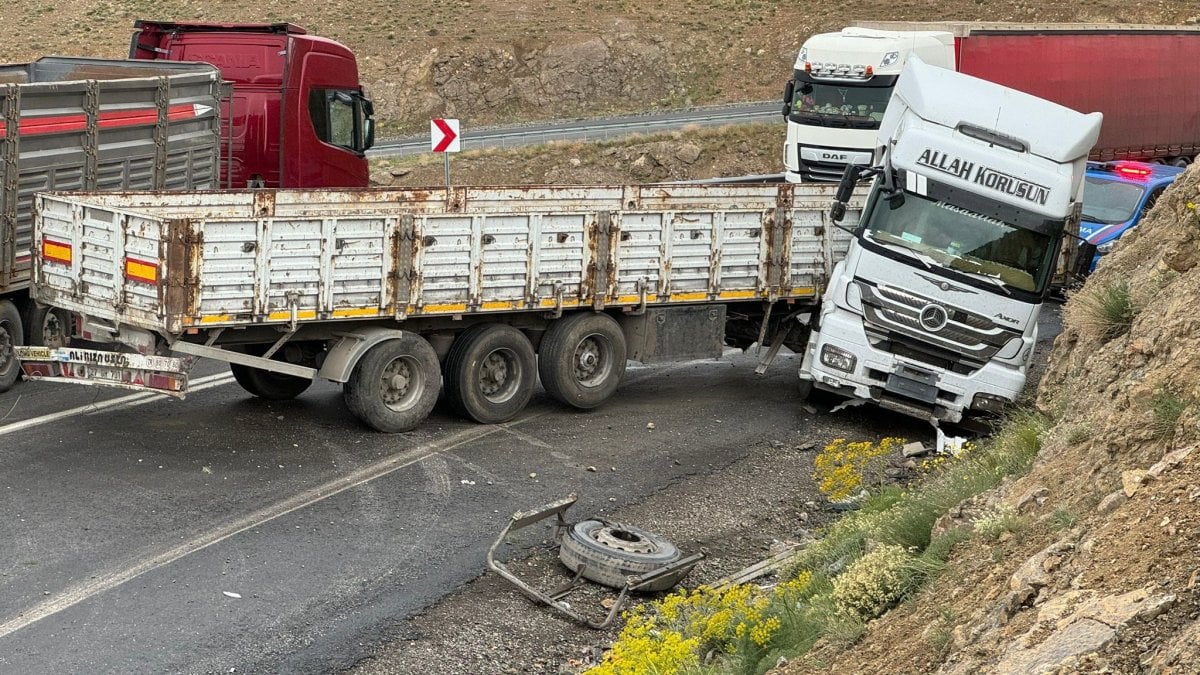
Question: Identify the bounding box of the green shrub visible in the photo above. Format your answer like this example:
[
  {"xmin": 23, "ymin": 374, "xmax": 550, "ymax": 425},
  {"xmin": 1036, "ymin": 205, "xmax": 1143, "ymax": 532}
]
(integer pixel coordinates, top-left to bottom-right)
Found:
[
  {"xmin": 1071, "ymin": 280, "xmax": 1137, "ymax": 340},
  {"xmin": 1048, "ymin": 507, "xmax": 1079, "ymax": 532},
  {"xmin": 831, "ymin": 544, "xmax": 912, "ymax": 620},
  {"xmin": 1150, "ymin": 388, "xmax": 1189, "ymax": 440}
]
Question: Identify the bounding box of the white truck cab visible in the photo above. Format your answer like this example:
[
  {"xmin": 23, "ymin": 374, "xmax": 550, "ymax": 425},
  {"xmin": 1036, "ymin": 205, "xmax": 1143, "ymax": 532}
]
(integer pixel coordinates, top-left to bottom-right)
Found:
[
  {"xmin": 801, "ymin": 56, "xmax": 1101, "ymax": 423},
  {"xmin": 782, "ymin": 27, "xmax": 953, "ymax": 182}
]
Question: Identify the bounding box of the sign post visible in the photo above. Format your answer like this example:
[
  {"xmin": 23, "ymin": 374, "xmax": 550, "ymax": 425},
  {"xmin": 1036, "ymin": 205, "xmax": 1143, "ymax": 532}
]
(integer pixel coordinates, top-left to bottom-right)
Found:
[{"xmin": 431, "ymin": 118, "xmax": 460, "ymax": 191}]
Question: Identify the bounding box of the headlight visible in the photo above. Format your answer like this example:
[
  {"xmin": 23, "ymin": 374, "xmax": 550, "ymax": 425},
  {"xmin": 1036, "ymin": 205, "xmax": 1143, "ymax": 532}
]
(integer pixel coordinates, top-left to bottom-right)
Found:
[
  {"xmin": 880, "ymin": 51, "xmax": 900, "ymax": 68},
  {"xmin": 1096, "ymin": 240, "xmax": 1116, "ymax": 254},
  {"xmin": 971, "ymin": 393, "xmax": 1010, "ymax": 413},
  {"xmin": 820, "ymin": 344, "xmax": 857, "ymax": 373},
  {"xmin": 799, "ymin": 48, "xmax": 808, "ymax": 62}
]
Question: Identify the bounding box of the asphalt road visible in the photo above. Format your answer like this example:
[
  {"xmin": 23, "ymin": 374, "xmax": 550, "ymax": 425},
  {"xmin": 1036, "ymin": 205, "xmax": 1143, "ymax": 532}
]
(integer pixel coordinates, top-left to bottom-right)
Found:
[
  {"xmin": 0, "ymin": 348, "xmax": 932, "ymax": 674},
  {"xmin": 0, "ymin": 304, "xmax": 1061, "ymax": 673}
]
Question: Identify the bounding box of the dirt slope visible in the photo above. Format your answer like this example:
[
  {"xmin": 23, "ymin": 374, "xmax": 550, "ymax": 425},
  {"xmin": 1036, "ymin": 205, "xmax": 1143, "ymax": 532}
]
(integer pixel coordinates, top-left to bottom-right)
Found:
[
  {"xmin": 779, "ymin": 166, "xmax": 1200, "ymax": 673},
  {"xmin": 4, "ymin": 2, "xmax": 1197, "ymax": 133}
]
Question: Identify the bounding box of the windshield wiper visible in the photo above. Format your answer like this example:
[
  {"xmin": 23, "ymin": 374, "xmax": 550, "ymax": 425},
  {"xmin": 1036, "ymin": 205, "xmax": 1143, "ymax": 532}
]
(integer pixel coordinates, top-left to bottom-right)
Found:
[
  {"xmin": 864, "ymin": 232, "xmax": 935, "ymax": 269},
  {"xmin": 954, "ymin": 268, "xmax": 1013, "ymax": 296}
]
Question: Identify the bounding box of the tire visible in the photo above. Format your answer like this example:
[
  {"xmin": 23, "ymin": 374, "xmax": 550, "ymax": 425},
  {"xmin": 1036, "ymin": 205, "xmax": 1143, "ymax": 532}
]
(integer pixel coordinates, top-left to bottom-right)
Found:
[
  {"xmin": 1172, "ymin": 156, "xmax": 1191, "ymax": 168},
  {"xmin": 537, "ymin": 312, "xmax": 627, "ymax": 410},
  {"xmin": 558, "ymin": 520, "xmax": 686, "ymax": 592},
  {"xmin": 228, "ymin": 344, "xmax": 313, "ymax": 401},
  {"xmin": 344, "ymin": 334, "xmax": 441, "ymax": 433},
  {"xmin": 23, "ymin": 303, "xmax": 71, "ymax": 349},
  {"xmin": 230, "ymin": 363, "xmax": 312, "ymax": 401},
  {"xmin": 443, "ymin": 324, "xmax": 536, "ymax": 424},
  {"xmin": 0, "ymin": 300, "xmax": 23, "ymax": 393},
  {"xmin": 797, "ymin": 376, "xmax": 814, "ymax": 402}
]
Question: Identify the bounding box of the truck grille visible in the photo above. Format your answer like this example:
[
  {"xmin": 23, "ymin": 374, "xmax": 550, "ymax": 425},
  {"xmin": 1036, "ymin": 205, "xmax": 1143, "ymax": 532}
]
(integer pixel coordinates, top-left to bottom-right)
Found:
[
  {"xmin": 796, "ymin": 154, "xmax": 847, "ymax": 181},
  {"xmin": 856, "ymin": 280, "xmax": 1020, "ymax": 366}
]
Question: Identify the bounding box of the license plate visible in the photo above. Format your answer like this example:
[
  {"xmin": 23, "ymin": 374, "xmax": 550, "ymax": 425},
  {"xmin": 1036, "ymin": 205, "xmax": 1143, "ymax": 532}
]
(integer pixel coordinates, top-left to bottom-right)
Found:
[
  {"xmin": 885, "ymin": 374, "xmax": 938, "ymax": 404},
  {"xmin": 15, "ymin": 346, "xmax": 189, "ymax": 397}
]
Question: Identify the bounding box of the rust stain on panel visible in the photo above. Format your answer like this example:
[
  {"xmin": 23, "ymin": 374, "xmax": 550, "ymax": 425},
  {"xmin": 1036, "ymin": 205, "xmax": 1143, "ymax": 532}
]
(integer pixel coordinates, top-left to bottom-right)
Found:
[{"xmin": 252, "ymin": 190, "xmax": 276, "ymax": 218}]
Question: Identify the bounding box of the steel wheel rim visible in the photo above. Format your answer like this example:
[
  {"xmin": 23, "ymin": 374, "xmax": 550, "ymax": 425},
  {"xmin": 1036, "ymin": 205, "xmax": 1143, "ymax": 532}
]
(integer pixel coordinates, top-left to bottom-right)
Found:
[
  {"xmin": 379, "ymin": 355, "xmax": 424, "ymax": 412},
  {"xmin": 477, "ymin": 347, "xmax": 520, "ymax": 404},
  {"xmin": 572, "ymin": 332, "xmax": 612, "ymax": 388},
  {"xmin": 41, "ymin": 311, "xmax": 67, "ymax": 350},
  {"xmin": 591, "ymin": 525, "xmax": 658, "ymax": 554}
]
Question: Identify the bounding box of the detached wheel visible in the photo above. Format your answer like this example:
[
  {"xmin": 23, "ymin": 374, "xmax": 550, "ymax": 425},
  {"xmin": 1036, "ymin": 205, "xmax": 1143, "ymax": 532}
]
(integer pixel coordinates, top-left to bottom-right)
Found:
[
  {"xmin": 344, "ymin": 334, "xmax": 441, "ymax": 432},
  {"xmin": 538, "ymin": 312, "xmax": 627, "ymax": 409},
  {"xmin": 24, "ymin": 303, "xmax": 70, "ymax": 349},
  {"xmin": 0, "ymin": 300, "xmax": 23, "ymax": 393},
  {"xmin": 444, "ymin": 324, "xmax": 536, "ymax": 424},
  {"xmin": 559, "ymin": 520, "xmax": 685, "ymax": 591}
]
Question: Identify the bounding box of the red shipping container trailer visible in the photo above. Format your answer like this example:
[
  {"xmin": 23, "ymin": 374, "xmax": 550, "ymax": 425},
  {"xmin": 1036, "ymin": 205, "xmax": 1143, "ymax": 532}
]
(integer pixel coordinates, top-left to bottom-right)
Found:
[{"xmin": 861, "ymin": 23, "xmax": 1200, "ymax": 164}]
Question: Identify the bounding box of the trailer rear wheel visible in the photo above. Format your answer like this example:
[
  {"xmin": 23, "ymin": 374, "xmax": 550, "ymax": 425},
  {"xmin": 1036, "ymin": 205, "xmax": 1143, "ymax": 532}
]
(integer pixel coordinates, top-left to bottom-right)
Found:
[
  {"xmin": 344, "ymin": 334, "xmax": 441, "ymax": 432},
  {"xmin": 444, "ymin": 324, "xmax": 536, "ymax": 424},
  {"xmin": 23, "ymin": 304, "xmax": 70, "ymax": 349},
  {"xmin": 0, "ymin": 300, "xmax": 23, "ymax": 393},
  {"xmin": 538, "ymin": 312, "xmax": 626, "ymax": 410}
]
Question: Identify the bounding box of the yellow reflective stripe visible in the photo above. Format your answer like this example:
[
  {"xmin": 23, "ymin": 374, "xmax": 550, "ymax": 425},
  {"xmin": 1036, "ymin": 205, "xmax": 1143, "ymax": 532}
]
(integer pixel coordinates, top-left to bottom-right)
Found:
[
  {"xmin": 481, "ymin": 300, "xmax": 518, "ymax": 310},
  {"xmin": 421, "ymin": 303, "xmax": 469, "ymax": 313},
  {"xmin": 331, "ymin": 308, "xmax": 380, "ymax": 318},
  {"xmin": 266, "ymin": 310, "xmax": 317, "ymax": 321}
]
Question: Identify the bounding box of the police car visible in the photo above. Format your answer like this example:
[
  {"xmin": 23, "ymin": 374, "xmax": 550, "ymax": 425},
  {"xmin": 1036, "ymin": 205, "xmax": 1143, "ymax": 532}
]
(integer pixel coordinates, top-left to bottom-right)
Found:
[{"xmin": 1079, "ymin": 160, "xmax": 1184, "ymax": 273}]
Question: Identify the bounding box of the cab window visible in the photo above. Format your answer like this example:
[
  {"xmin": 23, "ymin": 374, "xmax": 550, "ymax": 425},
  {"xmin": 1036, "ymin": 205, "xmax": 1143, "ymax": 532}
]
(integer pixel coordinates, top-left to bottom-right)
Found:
[{"xmin": 308, "ymin": 88, "xmax": 372, "ymax": 153}]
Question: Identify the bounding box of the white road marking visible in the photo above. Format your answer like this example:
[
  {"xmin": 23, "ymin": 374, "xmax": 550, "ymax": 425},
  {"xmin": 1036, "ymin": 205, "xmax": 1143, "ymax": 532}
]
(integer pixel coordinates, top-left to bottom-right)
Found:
[
  {"xmin": 0, "ymin": 357, "xmax": 728, "ymax": 638},
  {"xmin": 0, "ymin": 419, "xmax": 516, "ymax": 639},
  {"xmin": 0, "ymin": 373, "xmax": 234, "ymax": 437}
]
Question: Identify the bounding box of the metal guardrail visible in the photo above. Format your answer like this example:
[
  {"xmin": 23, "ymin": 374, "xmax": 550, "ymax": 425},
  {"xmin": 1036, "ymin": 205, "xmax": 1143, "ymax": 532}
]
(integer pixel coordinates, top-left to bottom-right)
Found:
[{"xmin": 368, "ymin": 101, "xmax": 783, "ymax": 159}]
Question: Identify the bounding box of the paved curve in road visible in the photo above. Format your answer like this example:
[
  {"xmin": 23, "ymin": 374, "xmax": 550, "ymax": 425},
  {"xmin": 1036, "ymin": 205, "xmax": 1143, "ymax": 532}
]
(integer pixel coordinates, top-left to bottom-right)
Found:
[
  {"xmin": 0, "ymin": 351, "xmax": 933, "ymax": 673},
  {"xmin": 367, "ymin": 101, "xmax": 782, "ymax": 159}
]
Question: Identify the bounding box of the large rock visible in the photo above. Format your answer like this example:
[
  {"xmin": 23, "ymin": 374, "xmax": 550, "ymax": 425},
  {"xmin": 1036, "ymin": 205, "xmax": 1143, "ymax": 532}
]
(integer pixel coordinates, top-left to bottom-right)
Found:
[{"xmin": 993, "ymin": 589, "xmax": 1175, "ymax": 672}]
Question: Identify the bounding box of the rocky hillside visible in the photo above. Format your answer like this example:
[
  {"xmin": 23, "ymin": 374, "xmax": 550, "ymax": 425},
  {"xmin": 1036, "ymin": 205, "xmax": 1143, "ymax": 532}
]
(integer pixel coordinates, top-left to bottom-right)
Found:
[
  {"xmin": 4, "ymin": 1, "xmax": 1198, "ymax": 133},
  {"xmin": 779, "ymin": 166, "xmax": 1200, "ymax": 672}
]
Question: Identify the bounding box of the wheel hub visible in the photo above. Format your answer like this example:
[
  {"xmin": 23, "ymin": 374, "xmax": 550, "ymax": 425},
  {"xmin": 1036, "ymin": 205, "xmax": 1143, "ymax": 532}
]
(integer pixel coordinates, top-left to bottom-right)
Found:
[
  {"xmin": 573, "ymin": 337, "xmax": 607, "ymax": 384},
  {"xmin": 591, "ymin": 524, "xmax": 658, "ymax": 554},
  {"xmin": 479, "ymin": 353, "xmax": 509, "ymax": 396},
  {"xmin": 381, "ymin": 357, "xmax": 421, "ymax": 410}
]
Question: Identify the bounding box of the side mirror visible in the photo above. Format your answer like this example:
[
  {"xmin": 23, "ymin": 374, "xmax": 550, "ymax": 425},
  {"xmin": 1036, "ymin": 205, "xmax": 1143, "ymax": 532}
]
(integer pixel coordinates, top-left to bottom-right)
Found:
[
  {"xmin": 835, "ymin": 164, "xmax": 861, "ymax": 203},
  {"xmin": 781, "ymin": 81, "xmax": 794, "ymax": 117},
  {"xmin": 828, "ymin": 164, "xmax": 862, "ymax": 224},
  {"xmin": 363, "ymin": 118, "xmax": 376, "ymax": 152},
  {"xmin": 829, "ymin": 201, "xmax": 847, "ymax": 223}
]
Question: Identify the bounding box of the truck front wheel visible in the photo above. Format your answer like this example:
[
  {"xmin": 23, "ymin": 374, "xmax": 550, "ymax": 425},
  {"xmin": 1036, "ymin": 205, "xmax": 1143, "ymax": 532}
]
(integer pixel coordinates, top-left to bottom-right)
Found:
[
  {"xmin": 344, "ymin": 334, "xmax": 441, "ymax": 432},
  {"xmin": 538, "ymin": 312, "xmax": 627, "ymax": 410},
  {"xmin": 0, "ymin": 300, "xmax": 23, "ymax": 393},
  {"xmin": 443, "ymin": 324, "xmax": 536, "ymax": 424}
]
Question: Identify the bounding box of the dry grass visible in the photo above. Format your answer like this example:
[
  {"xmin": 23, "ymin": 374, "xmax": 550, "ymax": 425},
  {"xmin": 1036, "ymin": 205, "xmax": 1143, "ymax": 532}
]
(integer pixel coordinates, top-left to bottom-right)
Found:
[{"xmin": 3, "ymin": 1, "xmax": 1197, "ymax": 131}]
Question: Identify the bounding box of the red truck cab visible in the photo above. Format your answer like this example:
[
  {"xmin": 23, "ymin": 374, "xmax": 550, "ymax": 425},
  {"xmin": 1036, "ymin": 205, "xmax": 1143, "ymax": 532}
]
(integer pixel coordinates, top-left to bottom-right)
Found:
[{"xmin": 130, "ymin": 21, "xmax": 374, "ymax": 188}]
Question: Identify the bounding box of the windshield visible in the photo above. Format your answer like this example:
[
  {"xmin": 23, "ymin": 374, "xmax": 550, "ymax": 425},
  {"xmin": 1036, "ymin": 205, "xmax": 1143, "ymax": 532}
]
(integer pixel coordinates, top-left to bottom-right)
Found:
[
  {"xmin": 862, "ymin": 189, "xmax": 1057, "ymax": 294},
  {"xmin": 1080, "ymin": 176, "xmax": 1146, "ymax": 224},
  {"xmin": 789, "ymin": 78, "xmax": 893, "ymax": 129}
]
